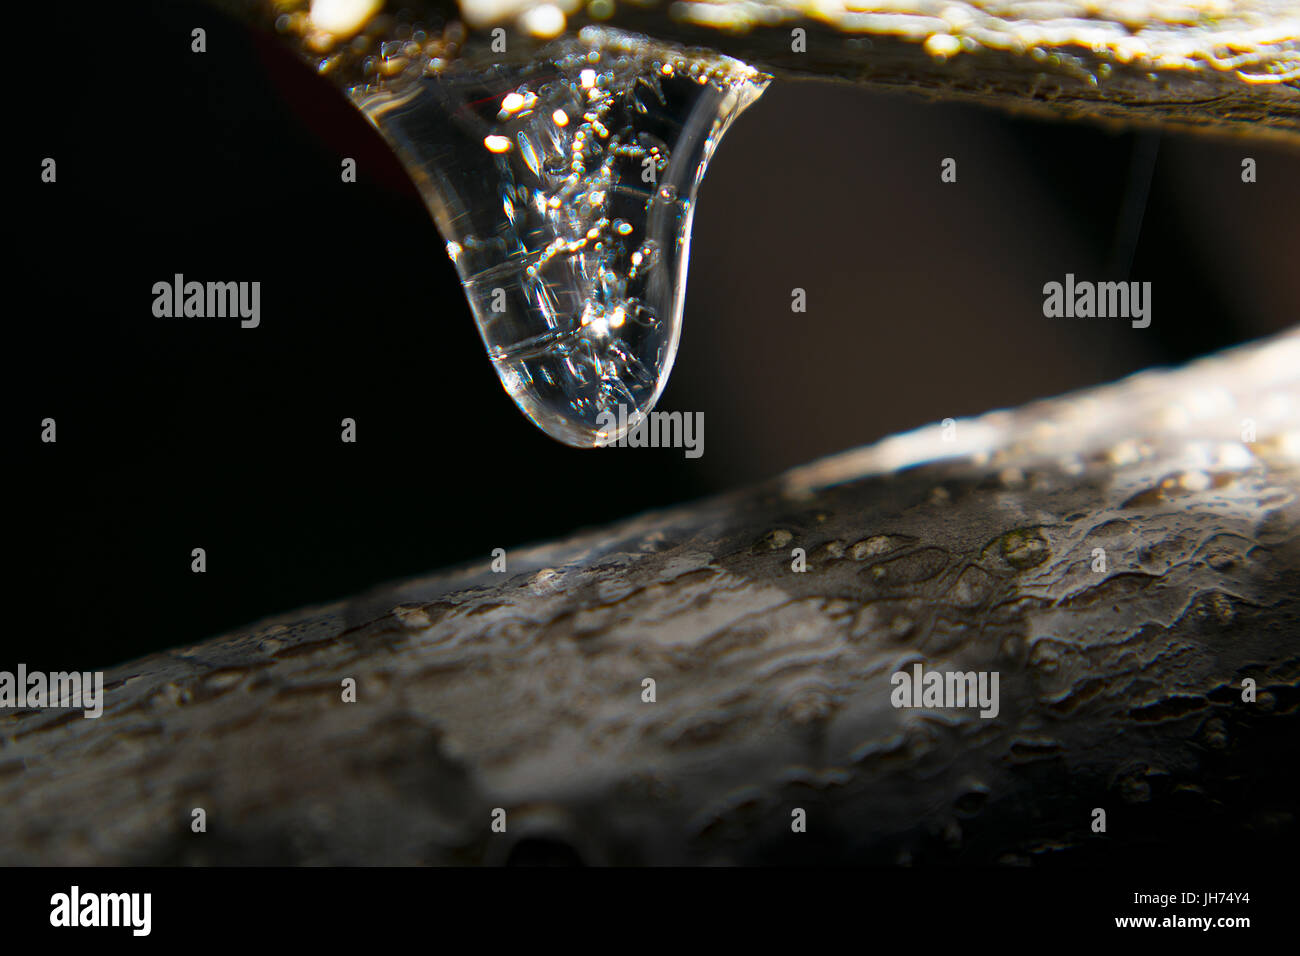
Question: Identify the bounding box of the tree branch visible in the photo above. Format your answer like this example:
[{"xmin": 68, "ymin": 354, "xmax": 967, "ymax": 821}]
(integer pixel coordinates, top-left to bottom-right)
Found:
[
  {"xmin": 226, "ymin": 0, "xmax": 1300, "ymax": 141},
  {"xmin": 3, "ymin": 331, "xmax": 1298, "ymax": 864}
]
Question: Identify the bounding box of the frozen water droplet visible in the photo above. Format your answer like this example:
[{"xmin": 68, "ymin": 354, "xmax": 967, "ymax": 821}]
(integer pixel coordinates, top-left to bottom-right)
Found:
[{"xmin": 351, "ymin": 28, "xmax": 768, "ymax": 446}]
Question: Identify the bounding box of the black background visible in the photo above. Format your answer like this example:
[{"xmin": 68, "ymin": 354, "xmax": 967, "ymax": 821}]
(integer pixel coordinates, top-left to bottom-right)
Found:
[{"xmin": 11, "ymin": 1, "xmax": 1299, "ymax": 671}]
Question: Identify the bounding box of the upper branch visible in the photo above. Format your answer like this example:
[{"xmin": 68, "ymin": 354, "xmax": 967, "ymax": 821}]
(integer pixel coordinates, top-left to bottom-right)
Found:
[{"xmin": 223, "ymin": 0, "xmax": 1300, "ymax": 140}]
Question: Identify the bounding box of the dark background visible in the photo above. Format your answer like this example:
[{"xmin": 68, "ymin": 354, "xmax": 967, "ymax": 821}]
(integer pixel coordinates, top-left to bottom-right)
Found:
[{"xmin": 11, "ymin": 1, "xmax": 1298, "ymax": 671}]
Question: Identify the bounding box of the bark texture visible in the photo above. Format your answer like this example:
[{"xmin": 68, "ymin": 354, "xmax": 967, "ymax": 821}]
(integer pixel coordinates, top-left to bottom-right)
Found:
[
  {"xmin": 2, "ymin": 331, "xmax": 1298, "ymax": 865},
  {"xmin": 225, "ymin": 0, "xmax": 1300, "ymax": 141}
]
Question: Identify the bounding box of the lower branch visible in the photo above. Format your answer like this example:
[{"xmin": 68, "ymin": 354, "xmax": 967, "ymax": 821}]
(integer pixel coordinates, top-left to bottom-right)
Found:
[{"xmin": 2, "ymin": 332, "xmax": 1298, "ymax": 864}]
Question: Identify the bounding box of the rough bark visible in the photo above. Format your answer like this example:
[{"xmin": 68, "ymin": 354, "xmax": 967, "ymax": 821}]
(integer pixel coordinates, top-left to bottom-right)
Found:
[
  {"xmin": 224, "ymin": 0, "xmax": 1300, "ymax": 142},
  {"xmin": 2, "ymin": 331, "xmax": 1297, "ymax": 865}
]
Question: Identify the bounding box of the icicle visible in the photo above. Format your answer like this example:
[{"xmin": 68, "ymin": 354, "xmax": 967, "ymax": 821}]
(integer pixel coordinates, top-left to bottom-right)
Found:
[{"xmin": 353, "ymin": 27, "xmax": 768, "ymax": 446}]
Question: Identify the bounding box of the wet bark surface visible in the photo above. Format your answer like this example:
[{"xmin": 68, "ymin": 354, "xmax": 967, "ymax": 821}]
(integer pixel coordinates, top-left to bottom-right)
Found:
[
  {"xmin": 3, "ymin": 332, "xmax": 1297, "ymax": 864},
  {"xmin": 221, "ymin": 1, "xmax": 1300, "ymax": 141}
]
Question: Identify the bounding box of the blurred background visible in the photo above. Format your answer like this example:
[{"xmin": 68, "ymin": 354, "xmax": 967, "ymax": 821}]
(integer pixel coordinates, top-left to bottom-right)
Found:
[{"xmin": 11, "ymin": 0, "xmax": 1298, "ymax": 670}]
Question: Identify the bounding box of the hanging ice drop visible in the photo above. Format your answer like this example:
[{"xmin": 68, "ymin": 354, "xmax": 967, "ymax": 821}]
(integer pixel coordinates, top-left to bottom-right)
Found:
[{"xmin": 351, "ymin": 28, "xmax": 768, "ymax": 447}]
